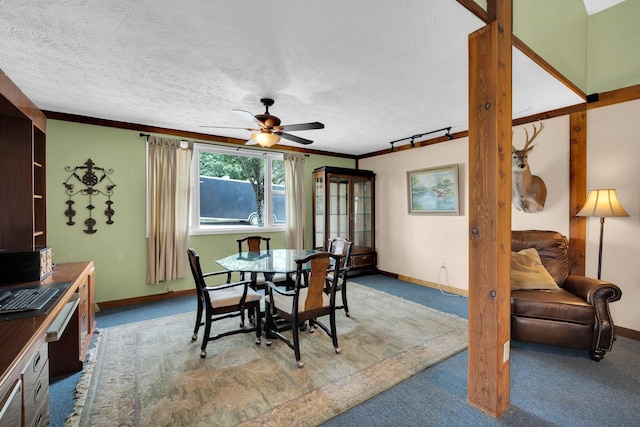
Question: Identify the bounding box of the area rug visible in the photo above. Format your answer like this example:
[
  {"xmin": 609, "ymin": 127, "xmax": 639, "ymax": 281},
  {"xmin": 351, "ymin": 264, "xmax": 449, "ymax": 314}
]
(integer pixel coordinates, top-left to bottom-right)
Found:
[{"xmin": 69, "ymin": 283, "xmax": 468, "ymax": 427}]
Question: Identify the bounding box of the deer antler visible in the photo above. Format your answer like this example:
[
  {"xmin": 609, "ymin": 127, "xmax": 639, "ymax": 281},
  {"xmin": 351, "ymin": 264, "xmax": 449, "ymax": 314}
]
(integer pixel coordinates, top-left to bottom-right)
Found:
[{"xmin": 522, "ymin": 120, "xmax": 544, "ymax": 150}]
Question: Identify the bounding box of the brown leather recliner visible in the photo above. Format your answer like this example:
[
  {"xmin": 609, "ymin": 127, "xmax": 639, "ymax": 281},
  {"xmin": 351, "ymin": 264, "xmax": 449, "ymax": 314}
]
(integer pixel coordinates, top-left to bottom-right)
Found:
[{"xmin": 510, "ymin": 230, "xmax": 622, "ymax": 361}]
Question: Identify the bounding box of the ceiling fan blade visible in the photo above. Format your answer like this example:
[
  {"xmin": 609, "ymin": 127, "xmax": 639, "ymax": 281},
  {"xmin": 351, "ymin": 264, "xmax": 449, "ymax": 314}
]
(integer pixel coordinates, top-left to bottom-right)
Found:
[
  {"xmin": 233, "ymin": 109, "xmax": 266, "ymax": 129},
  {"xmin": 279, "ymin": 132, "xmax": 314, "ymax": 145},
  {"xmin": 279, "ymin": 122, "xmax": 325, "ymax": 132}
]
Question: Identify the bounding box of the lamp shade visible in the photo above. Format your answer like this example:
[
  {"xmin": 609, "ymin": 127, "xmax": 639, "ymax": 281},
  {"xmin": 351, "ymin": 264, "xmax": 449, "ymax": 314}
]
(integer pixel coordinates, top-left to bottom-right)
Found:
[
  {"xmin": 251, "ymin": 132, "xmax": 280, "ymax": 147},
  {"xmin": 576, "ymin": 189, "xmax": 629, "ymax": 218}
]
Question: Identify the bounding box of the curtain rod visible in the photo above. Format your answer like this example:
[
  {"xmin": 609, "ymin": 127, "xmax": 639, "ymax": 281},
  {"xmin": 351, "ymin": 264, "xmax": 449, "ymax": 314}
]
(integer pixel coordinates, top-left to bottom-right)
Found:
[{"xmin": 138, "ymin": 132, "xmax": 308, "ymax": 156}]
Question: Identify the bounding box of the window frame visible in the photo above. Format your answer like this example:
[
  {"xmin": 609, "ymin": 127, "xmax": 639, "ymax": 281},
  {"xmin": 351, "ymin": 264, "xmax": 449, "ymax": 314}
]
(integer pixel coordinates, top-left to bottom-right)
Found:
[{"xmin": 189, "ymin": 144, "xmax": 286, "ymax": 235}]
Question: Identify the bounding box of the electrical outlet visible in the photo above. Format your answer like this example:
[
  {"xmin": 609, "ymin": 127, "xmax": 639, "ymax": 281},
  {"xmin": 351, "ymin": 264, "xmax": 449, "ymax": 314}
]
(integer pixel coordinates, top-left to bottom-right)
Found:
[{"xmin": 168, "ymin": 286, "xmax": 174, "ymax": 292}]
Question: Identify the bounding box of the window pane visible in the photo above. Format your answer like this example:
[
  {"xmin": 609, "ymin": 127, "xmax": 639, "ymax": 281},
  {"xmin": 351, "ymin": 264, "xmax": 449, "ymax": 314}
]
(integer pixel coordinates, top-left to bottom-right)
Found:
[
  {"xmin": 271, "ymin": 159, "xmax": 286, "ymax": 224},
  {"xmin": 192, "ymin": 145, "xmax": 284, "ymax": 233},
  {"xmin": 272, "ymin": 159, "xmax": 284, "ymax": 186}
]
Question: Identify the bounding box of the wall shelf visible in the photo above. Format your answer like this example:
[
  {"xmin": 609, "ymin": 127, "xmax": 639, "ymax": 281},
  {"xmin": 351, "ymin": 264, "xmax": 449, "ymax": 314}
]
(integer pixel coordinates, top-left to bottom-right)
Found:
[{"xmin": 0, "ymin": 69, "xmax": 47, "ymax": 249}]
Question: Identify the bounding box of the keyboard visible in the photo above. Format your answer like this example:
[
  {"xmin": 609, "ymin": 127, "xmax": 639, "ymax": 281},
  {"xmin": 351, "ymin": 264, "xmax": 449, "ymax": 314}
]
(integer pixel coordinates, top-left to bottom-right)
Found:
[{"xmin": 0, "ymin": 288, "xmax": 59, "ymax": 313}]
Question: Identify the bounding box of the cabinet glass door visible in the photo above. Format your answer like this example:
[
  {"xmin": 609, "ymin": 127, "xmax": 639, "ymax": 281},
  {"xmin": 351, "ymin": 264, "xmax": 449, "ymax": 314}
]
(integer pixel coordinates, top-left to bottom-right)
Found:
[
  {"xmin": 352, "ymin": 177, "xmax": 373, "ymax": 250},
  {"xmin": 314, "ymin": 175, "xmax": 325, "ymax": 248},
  {"xmin": 328, "ymin": 175, "xmax": 350, "ymax": 241}
]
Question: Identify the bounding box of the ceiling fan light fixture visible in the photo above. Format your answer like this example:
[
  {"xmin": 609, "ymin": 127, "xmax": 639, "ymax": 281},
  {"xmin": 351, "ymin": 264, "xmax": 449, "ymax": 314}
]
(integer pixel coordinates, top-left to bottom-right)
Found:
[{"xmin": 251, "ymin": 131, "xmax": 280, "ymax": 147}]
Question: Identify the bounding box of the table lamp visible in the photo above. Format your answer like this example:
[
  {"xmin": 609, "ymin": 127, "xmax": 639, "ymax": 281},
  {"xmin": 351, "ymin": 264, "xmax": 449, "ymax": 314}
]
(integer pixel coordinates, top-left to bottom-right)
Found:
[{"xmin": 576, "ymin": 188, "xmax": 629, "ymax": 279}]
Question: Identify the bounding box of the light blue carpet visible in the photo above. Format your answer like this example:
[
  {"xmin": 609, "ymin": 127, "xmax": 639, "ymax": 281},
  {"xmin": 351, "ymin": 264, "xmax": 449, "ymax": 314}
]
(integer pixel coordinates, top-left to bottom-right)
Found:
[{"xmin": 50, "ymin": 273, "xmax": 640, "ymax": 427}]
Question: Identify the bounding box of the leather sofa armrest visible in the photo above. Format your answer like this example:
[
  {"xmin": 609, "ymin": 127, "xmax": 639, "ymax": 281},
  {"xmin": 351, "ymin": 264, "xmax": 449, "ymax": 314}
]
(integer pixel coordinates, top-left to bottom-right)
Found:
[
  {"xmin": 563, "ymin": 275, "xmax": 622, "ymax": 305},
  {"xmin": 564, "ymin": 275, "xmax": 622, "ymax": 357}
]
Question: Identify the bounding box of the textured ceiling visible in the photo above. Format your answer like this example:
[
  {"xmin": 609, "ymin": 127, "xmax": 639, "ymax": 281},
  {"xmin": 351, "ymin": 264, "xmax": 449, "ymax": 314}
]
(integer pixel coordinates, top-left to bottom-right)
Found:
[{"xmin": 0, "ymin": 0, "xmax": 584, "ymax": 156}]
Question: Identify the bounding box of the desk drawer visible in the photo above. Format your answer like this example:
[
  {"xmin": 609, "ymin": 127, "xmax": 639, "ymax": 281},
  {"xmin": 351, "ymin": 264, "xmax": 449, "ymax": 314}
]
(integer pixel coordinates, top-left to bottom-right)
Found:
[
  {"xmin": 0, "ymin": 380, "xmax": 22, "ymax": 427},
  {"xmin": 79, "ymin": 305, "xmax": 88, "ymax": 351},
  {"xmin": 24, "ymin": 360, "xmax": 49, "ymax": 427},
  {"xmin": 28, "ymin": 388, "xmax": 49, "ymax": 427},
  {"xmin": 351, "ymin": 252, "xmax": 377, "ymax": 269},
  {"xmin": 79, "ymin": 278, "xmax": 89, "ymax": 347},
  {"xmin": 78, "ymin": 278, "xmax": 88, "ymax": 301},
  {"xmin": 22, "ymin": 338, "xmax": 48, "ymax": 395}
]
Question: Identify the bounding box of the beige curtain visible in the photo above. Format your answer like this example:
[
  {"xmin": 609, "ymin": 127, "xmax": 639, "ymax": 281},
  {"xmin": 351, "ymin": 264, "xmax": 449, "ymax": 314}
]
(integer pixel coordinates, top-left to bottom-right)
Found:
[
  {"xmin": 284, "ymin": 153, "xmax": 306, "ymax": 249},
  {"xmin": 147, "ymin": 136, "xmax": 193, "ymax": 284}
]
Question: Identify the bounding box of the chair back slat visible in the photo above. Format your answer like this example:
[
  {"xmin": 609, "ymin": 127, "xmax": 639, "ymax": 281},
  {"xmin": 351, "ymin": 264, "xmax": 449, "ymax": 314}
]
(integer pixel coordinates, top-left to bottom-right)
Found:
[
  {"xmin": 188, "ymin": 249, "xmax": 204, "ymax": 288},
  {"xmin": 187, "ymin": 248, "xmax": 210, "ymax": 305},
  {"xmin": 238, "ymin": 235, "xmax": 271, "ymax": 253},
  {"xmin": 304, "ymin": 256, "xmax": 331, "ymax": 310},
  {"xmin": 327, "ymin": 237, "xmax": 353, "ymax": 270},
  {"xmin": 291, "ymin": 252, "xmax": 340, "ymax": 311}
]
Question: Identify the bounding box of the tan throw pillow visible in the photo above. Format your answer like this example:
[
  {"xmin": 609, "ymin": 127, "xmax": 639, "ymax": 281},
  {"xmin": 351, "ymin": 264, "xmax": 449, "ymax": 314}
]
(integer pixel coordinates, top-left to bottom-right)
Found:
[{"xmin": 511, "ymin": 248, "xmax": 560, "ymax": 290}]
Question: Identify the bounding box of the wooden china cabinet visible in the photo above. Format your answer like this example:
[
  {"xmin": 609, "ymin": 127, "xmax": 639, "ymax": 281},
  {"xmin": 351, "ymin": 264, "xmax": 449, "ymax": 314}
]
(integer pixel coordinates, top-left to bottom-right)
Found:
[{"xmin": 312, "ymin": 166, "xmax": 376, "ymax": 271}]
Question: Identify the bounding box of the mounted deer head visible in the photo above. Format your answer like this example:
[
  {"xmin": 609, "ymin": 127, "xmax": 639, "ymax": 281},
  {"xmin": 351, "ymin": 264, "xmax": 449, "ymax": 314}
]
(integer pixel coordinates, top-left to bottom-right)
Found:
[{"xmin": 512, "ymin": 121, "xmax": 547, "ymax": 212}]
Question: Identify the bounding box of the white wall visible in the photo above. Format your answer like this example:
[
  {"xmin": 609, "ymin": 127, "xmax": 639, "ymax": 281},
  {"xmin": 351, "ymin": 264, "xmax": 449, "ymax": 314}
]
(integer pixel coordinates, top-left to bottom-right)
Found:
[
  {"xmin": 362, "ymin": 138, "xmax": 470, "ymax": 291},
  {"xmin": 362, "ymin": 109, "xmax": 638, "ymax": 331},
  {"xmin": 587, "ymin": 99, "xmax": 640, "ymax": 331},
  {"xmin": 511, "ymin": 116, "xmax": 571, "ymax": 234},
  {"xmin": 361, "ymin": 116, "xmax": 570, "ymax": 290}
]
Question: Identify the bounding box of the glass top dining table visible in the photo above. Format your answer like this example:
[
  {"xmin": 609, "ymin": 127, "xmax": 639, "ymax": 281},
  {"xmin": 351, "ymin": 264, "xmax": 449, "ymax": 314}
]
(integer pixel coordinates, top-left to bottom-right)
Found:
[{"xmin": 216, "ymin": 249, "xmax": 317, "ymax": 278}]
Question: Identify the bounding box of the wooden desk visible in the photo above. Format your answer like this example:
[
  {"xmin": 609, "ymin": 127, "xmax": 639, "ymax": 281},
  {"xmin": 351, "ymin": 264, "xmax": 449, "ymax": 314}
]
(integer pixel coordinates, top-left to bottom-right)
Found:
[{"xmin": 0, "ymin": 261, "xmax": 96, "ymax": 426}]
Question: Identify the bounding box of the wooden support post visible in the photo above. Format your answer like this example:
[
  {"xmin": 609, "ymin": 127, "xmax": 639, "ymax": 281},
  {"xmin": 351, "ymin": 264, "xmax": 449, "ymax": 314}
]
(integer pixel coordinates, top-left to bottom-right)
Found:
[
  {"xmin": 467, "ymin": 0, "xmax": 512, "ymax": 418},
  {"xmin": 569, "ymin": 110, "xmax": 588, "ymax": 275}
]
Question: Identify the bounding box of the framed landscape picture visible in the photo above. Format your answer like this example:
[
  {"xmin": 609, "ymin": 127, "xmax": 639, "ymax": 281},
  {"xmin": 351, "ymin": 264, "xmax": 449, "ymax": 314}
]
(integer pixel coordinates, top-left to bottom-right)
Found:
[{"xmin": 407, "ymin": 164, "xmax": 459, "ymax": 215}]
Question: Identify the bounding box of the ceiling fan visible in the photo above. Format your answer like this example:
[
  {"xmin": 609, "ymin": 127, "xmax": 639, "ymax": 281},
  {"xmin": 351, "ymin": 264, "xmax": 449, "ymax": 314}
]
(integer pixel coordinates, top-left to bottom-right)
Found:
[{"xmin": 202, "ymin": 98, "xmax": 324, "ymax": 147}]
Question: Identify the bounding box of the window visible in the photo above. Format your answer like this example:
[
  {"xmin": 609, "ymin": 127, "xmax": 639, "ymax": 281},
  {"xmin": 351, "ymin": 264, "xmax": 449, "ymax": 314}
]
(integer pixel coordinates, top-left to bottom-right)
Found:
[{"xmin": 190, "ymin": 144, "xmax": 285, "ymax": 234}]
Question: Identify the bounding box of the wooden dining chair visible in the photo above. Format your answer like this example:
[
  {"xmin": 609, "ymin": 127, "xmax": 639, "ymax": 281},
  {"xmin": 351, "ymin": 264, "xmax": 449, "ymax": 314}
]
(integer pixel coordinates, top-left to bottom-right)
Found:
[
  {"xmin": 326, "ymin": 237, "xmax": 353, "ymax": 317},
  {"xmin": 187, "ymin": 248, "xmax": 262, "ymax": 358},
  {"xmin": 237, "ymin": 235, "xmax": 289, "ymax": 287},
  {"xmin": 237, "ymin": 235, "xmax": 271, "ymax": 253},
  {"xmin": 264, "ymin": 251, "xmax": 342, "ymax": 368}
]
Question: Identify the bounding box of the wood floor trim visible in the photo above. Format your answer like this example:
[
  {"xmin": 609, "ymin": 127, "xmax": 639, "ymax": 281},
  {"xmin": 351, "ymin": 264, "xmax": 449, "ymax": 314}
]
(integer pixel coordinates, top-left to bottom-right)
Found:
[{"xmin": 98, "ymin": 288, "xmax": 196, "ymax": 310}]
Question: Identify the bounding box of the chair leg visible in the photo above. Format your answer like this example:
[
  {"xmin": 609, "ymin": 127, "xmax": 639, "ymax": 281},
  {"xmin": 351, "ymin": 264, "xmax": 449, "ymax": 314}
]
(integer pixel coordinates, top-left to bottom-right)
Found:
[
  {"xmin": 330, "ymin": 310, "xmax": 341, "ymax": 354},
  {"xmin": 292, "ymin": 320, "xmax": 303, "ymax": 368},
  {"xmin": 200, "ymin": 317, "xmax": 212, "ymax": 358},
  {"xmin": 342, "ymin": 284, "xmax": 350, "ymax": 317},
  {"xmin": 264, "ymin": 300, "xmax": 273, "ymax": 346},
  {"xmin": 192, "ymin": 298, "xmax": 203, "ymax": 341},
  {"xmin": 247, "ymin": 273, "xmax": 257, "ymax": 324},
  {"xmin": 254, "ymin": 304, "xmax": 262, "ymax": 345}
]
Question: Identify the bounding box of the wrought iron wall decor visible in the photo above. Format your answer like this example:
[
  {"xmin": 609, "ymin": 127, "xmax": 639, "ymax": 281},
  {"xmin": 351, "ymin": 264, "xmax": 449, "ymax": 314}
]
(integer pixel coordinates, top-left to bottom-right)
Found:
[{"xmin": 63, "ymin": 158, "xmax": 116, "ymax": 234}]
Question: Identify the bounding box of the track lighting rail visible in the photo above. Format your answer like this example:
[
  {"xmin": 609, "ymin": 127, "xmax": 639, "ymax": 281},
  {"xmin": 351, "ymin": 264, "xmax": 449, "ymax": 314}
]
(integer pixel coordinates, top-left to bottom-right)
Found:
[{"xmin": 389, "ymin": 126, "xmax": 452, "ymax": 152}]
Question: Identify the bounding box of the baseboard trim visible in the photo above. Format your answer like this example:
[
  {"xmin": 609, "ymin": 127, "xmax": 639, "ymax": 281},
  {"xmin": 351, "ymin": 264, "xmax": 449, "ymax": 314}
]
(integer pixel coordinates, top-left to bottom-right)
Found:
[
  {"xmin": 98, "ymin": 288, "xmax": 196, "ymax": 310},
  {"xmin": 616, "ymin": 326, "xmax": 640, "ymax": 341},
  {"xmin": 374, "ymin": 273, "xmax": 640, "ymax": 342},
  {"xmin": 97, "ymin": 274, "xmax": 638, "ymax": 342},
  {"xmin": 376, "ymin": 270, "xmax": 469, "ymax": 297}
]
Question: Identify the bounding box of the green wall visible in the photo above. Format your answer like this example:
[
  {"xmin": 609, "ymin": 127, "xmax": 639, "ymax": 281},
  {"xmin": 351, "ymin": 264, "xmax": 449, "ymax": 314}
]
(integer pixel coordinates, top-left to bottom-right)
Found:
[
  {"xmin": 587, "ymin": 0, "xmax": 640, "ymax": 93},
  {"xmin": 46, "ymin": 120, "xmax": 354, "ymax": 303},
  {"xmin": 477, "ymin": 0, "xmax": 640, "ymax": 95},
  {"xmin": 513, "ymin": 0, "xmax": 588, "ymax": 91},
  {"xmin": 472, "ymin": 0, "xmax": 588, "ymax": 91}
]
